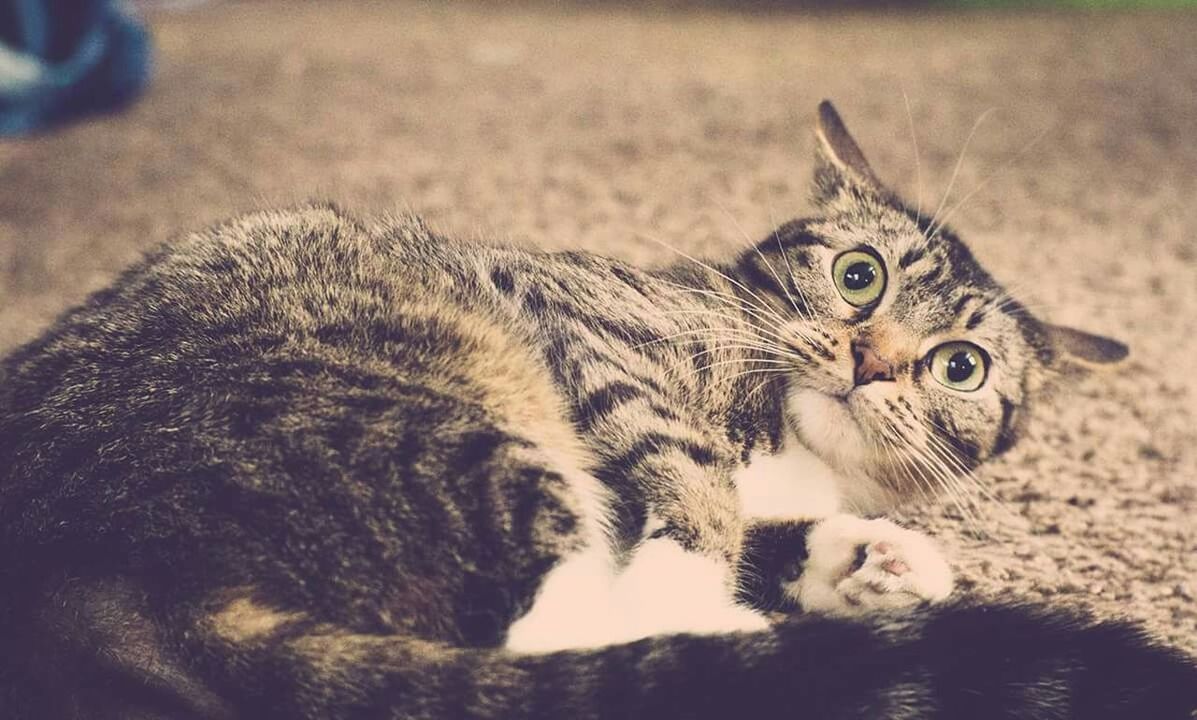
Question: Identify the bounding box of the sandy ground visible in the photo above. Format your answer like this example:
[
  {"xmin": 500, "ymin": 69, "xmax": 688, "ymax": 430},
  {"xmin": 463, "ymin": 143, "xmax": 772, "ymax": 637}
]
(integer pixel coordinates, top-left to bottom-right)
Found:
[{"xmin": 1, "ymin": 1, "xmax": 1194, "ymax": 654}]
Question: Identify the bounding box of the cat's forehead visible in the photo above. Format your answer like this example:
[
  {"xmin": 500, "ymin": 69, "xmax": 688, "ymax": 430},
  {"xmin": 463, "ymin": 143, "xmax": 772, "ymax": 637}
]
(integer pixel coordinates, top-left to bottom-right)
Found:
[
  {"xmin": 809, "ymin": 205, "xmax": 1026, "ymax": 345},
  {"xmin": 807, "ymin": 201, "xmax": 922, "ymax": 253}
]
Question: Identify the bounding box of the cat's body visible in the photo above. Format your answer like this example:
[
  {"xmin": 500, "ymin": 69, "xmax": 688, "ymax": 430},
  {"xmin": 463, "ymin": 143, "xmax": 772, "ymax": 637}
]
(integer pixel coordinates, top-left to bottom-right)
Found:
[{"xmin": 1, "ymin": 103, "xmax": 1194, "ymax": 719}]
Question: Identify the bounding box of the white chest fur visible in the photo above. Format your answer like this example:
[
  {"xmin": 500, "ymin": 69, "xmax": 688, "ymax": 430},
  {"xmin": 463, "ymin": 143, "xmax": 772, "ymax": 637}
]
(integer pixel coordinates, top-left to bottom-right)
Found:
[{"xmin": 733, "ymin": 440, "xmax": 846, "ymax": 521}]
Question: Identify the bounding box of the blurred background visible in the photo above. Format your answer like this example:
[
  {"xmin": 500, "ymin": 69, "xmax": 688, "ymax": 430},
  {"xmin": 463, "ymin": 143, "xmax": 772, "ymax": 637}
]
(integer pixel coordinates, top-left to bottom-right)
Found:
[{"xmin": 1, "ymin": 0, "xmax": 1195, "ymax": 652}]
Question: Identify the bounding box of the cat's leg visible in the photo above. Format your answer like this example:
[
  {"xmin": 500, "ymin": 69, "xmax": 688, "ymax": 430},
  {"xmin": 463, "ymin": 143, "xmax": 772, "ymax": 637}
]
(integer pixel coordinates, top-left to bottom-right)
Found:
[
  {"xmin": 502, "ymin": 539, "xmax": 626, "ymax": 652},
  {"xmin": 504, "ymin": 470, "xmax": 770, "ymax": 652},
  {"xmin": 736, "ymin": 515, "xmax": 953, "ymax": 616},
  {"xmin": 604, "ymin": 529, "xmax": 770, "ymax": 642},
  {"xmin": 583, "ymin": 428, "xmax": 774, "ymax": 641},
  {"xmin": 732, "ymin": 443, "xmax": 951, "ymax": 616},
  {"xmin": 501, "ymin": 448, "xmax": 630, "ymax": 653},
  {"xmin": 508, "ymin": 431, "xmax": 772, "ymax": 647},
  {"xmin": 514, "ymin": 346, "xmax": 772, "ymax": 644}
]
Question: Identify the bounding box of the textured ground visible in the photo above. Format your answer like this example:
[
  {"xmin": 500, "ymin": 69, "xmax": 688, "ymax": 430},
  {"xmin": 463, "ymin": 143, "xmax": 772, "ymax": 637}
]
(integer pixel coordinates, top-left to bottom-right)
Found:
[{"xmin": 1, "ymin": 2, "xmax": 1194, "ymax": 653}]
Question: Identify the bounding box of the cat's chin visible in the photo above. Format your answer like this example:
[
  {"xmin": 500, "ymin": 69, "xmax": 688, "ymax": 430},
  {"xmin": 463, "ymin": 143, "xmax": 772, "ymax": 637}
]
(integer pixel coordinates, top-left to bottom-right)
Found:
[{"xmin": 785, "ymin": 387, "xmax": 897, "ymax": 513}]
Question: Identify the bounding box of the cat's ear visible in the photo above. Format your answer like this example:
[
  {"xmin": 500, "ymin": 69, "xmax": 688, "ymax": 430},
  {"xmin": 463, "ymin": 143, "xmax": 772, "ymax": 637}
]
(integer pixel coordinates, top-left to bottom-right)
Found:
[
  {"xmin": 812, "ymin": 100, "xmax": 887, "ymax": 207},
  {"xmin": 1045, "ymin": 324, "xmax": 1129, "ymax": 368}
]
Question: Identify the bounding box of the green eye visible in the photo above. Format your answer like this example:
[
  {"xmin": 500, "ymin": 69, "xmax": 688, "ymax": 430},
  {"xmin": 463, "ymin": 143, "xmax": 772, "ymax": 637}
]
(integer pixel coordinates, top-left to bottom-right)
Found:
[
  {"xmin": 929, "ymin": 342, "xmax": 988, "ymax": 392},
  {"xmin": 832, "ymin": 249, "xmax": 887, "ymax": 307}
]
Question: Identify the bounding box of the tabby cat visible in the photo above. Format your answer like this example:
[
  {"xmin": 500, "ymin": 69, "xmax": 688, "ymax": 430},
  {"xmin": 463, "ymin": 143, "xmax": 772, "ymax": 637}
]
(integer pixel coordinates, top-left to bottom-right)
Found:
[{"xmin": 1, "ymin": 102, "xmax": 1194, "ymax": 719}]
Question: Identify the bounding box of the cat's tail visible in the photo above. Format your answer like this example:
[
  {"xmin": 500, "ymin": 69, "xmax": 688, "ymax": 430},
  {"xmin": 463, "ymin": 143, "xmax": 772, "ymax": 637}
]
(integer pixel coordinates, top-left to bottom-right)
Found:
[{"xmin": 208, "ymin": 601, "xmax": 1196, "ymax": 720}]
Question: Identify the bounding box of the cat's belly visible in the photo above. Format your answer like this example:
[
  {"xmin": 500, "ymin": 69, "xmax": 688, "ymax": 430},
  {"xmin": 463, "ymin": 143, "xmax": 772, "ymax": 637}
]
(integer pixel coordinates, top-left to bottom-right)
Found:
[{"xmin": 733, "ymin": 441, "xmax": 845, "ymax": 520}]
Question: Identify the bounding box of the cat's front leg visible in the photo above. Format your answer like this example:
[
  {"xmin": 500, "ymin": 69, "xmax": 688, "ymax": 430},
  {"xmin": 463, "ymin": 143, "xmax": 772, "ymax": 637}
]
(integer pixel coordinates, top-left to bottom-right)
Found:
[
  {"xmin": 609, "ymin": 532, "xmax": 770, "ymax": 641},
  {"xmin": 737, "ymin": 515, "xmax": 953, "ymax": 617}
]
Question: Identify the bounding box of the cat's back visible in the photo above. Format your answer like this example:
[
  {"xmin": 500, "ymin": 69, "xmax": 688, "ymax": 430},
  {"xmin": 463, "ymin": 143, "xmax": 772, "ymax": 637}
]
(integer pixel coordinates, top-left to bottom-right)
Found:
[
  {"xmin": 0, "ymin": 205, "xmax": 564, "ymax": 575},
  {"xmin": 0, "ymin": 204, "xmax": 510, "ymax": 397}
]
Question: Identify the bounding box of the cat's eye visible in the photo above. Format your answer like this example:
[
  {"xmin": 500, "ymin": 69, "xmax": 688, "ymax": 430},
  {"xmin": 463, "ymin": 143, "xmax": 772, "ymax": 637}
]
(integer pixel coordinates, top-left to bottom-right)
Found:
[
  {"xmin": 928, "ymin": 342, "xmax": 988, "ymax": 392},
  {"xmin": 832, "ymin": 249, "xmax": 886, "ymax": 307}
]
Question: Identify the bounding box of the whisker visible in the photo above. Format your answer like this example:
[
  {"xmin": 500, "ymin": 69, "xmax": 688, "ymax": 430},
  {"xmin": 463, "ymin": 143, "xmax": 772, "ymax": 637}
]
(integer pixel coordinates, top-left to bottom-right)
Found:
[
  {"xmin": 633, "ymin": 324, "xmax": 790, "ymax": 355},
  {"xmin": 682, "ymin": 358, "xmax": 795, "ymax": 378},
  {"xmin": 656, "ymin": 279, "xmax": 790, "ymax": 330},
  {"xmin": 926, "ymin": 107, "xmax": 997, "ymax": 239},
  {"xmin": 914, "ymin": 444, "xmax": 980, "ymax": 528},
  {"xmin": 913, "ymin": 432, "xmax": 986, "ymax": 530},
  {"xmin": 765, "ymin": 205, "xmax": 828, "ymax": 337},
  {"xmin": 879, "ymin": 412, "xmax": 980, "ymax": 528},
  {"xmin": 686, "ymin": 344, "xmax": 803, "ymax": 366},
  {"xmin": 657, "ymin": 308, "xmax": 819, "ymax": 349},
  {"xmin": 876, "ymin": 414, "xmax": 943, "ymax": 507},
  {"xmin": 927, "ymin": 124, "xmax": 1051, "ymax": 240},
  {"xmin": 743, "ymin": 374, "xmax": 783, "ymax": 404},
  {"xmin": 921, "ymin": 419, "xmax": 1014, "ymax": 521},
  {"xmin": 717, "ymin": 367, "xmax": 791, "ymax": 385},
  {"xmin": 631, "ymin": 228, "xmax": 793, "ymax": 332},
  {"xmin": 901, "ymin": 85, "xmax": 923, "ymax": 218},
  {"xmin": 875, "ymin": 422, "xmax": 936, "ymax": 507},
  {"xmin": 912, "ymin": 417, "xmax": 1014, "ymax": 534},
  {"xmin": 712, "ymin": 197, "xmax": 809, "ymax": 324}
]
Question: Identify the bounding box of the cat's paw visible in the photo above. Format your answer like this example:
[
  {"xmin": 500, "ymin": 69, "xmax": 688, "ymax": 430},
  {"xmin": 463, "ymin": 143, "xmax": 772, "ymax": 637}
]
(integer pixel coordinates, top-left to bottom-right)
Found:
[
  {"xmin": 505, "ymin": 539, "xmax": 768, "ymax": 654},
  {"xmin": 612, "ymin": 538, "xmax": 770, "ymax": 640},
  {"xmin": 787, "ymin": 514, "xmax": 952, "ymax": 616}
]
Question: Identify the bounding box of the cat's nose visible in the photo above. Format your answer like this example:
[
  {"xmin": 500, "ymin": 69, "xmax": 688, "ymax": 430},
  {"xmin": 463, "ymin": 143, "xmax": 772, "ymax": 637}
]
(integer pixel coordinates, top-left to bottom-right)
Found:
[{"xmin": 852, "ymin": 341, "xmax": 896, "ymax": 386}]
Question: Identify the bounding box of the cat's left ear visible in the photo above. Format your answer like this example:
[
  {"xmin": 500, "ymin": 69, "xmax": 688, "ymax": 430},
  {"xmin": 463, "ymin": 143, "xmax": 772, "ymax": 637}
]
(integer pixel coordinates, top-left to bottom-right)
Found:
[
  {"xmin": 812, "ymin": 100, "xmax": 888, "ymax": 208},
  {"xmin": 1045, "ymin": 324, "xmax": 1129, "ymax": 368}
]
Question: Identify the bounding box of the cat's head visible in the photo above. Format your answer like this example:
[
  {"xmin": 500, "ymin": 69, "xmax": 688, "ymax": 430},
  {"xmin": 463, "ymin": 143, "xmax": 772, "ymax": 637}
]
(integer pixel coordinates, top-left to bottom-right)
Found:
[{"xmin": 740, "ymin": 101, "xmax": 1126, "ymax": 512}]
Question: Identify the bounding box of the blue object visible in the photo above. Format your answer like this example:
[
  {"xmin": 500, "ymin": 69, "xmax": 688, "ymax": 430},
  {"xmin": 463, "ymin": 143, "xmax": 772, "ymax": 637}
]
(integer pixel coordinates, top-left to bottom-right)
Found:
[{"xmin": 0, "ymin": 0, "xmax": 151, "ymax": 135}]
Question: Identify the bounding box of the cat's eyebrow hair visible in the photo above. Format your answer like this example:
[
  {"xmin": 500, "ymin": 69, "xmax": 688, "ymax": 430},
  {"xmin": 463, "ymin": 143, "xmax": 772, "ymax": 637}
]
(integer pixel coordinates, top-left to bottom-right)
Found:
[{"xmin": 965, "ymin": 309, "xmax": 986, "ymax": 330}]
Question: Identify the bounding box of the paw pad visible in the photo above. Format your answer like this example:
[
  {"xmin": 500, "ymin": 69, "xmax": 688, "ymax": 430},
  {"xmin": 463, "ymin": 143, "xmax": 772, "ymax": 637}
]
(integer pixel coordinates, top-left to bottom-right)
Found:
[{"xmin": 790, "ymin": 515, "xmax": 953, "ymax": 617}]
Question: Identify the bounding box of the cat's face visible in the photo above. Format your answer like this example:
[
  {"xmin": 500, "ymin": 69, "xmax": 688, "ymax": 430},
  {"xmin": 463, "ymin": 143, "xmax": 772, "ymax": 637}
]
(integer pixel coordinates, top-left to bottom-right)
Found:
[{"xmin": 742, "ymin": 102, "xmax": 1126, "ymax": 511}]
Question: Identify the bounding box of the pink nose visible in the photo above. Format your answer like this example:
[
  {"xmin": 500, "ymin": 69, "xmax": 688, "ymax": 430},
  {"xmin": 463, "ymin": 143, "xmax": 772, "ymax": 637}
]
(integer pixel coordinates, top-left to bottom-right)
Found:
[{"xmin": 852, "ymin": 342, "xmax": 895, "ymax": 386}]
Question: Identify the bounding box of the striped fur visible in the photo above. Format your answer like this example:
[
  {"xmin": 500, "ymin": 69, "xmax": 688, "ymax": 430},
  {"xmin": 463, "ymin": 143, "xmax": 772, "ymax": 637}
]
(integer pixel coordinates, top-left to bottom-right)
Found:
[{"xmin": 0, "ymin": 103, "xmax": 1191, "ymax": 718}]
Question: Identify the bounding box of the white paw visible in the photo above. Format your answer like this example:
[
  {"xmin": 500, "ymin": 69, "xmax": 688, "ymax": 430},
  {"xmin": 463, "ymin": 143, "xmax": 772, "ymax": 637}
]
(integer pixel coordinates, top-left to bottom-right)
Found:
[
  {"xmin": 611, "ymin": 538, "xmax": 770, "ymax": 640},
  {"xmin": 788, "ymin": 514, "xmax": 952, "ymax": 617},
  {"xmin": 505, "ymin": 540, "xmax": 769, "ymax": 654},
  {"xmin": 505, "ymin": 549, "xmax": 625, "ymax": 653}
]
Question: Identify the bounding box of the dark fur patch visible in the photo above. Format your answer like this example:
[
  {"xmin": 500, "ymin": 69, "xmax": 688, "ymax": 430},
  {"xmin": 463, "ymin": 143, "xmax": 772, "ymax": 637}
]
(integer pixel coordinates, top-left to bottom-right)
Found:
[
  {"xmin": 735, "ymin": 519, "xmax": 814, "ymax": 611},
  {"xmin": 490, "ymin": 267, "xmax": 515, "ymax": 294},
  {"xmin": 992, "ymin": 396, "xmax": 1019, "ymax": 456},
  {"xmin": 899, "ymin": 247, "xmax": 926, "ymax": 269},
  {"xmin": 576, "ymin": 381, "xmax": 645, "ymax": 430}
]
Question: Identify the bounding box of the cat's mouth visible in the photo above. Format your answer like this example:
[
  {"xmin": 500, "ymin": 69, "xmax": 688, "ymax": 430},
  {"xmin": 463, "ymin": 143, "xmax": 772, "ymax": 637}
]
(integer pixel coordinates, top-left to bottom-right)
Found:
[
  {"xmin": 787, "ymin": 388, "xmax": 872, "ymax": 461},
  {"xmin": 786, "ymin": 387, "xmax": 900, "ymax": 512}
]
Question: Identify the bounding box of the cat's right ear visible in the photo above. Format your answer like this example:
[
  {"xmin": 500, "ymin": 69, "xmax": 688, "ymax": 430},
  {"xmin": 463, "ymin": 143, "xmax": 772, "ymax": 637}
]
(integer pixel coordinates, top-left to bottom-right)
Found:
[
  {"xmin": 812, "ymin": 101, "xmax": 887, "ymax": 208},
  {"xmin": 1045, "ymin": 323, "xmax": 1129, "ymax": 369}
]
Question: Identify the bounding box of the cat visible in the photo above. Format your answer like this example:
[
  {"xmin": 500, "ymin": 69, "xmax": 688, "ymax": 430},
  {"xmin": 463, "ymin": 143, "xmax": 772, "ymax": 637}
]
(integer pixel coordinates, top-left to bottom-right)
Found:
[{"xmin": 0, "ymin": 101, "xmax": 1193, "ymax": 719}]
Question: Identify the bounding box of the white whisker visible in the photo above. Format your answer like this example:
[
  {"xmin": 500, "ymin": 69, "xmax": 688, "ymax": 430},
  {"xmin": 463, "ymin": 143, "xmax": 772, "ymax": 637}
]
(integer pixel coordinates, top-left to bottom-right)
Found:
[
  {"xmin": 712, "ymin": 197, "xmax": 809, "ymax": 326},
  {"xmin": 926, "ymin": 107, "xmax": 997, "ymax": 239},
  {"xmin": 901, "ymin": 85, "xmax": 923, "ymax": 218},
  {"xmin": 927, "ymin": 124, "xmax": 1051, "ymax": 240},
  {"xmin": 631, "ymin": 228, "xmax": 794, "ymax": 334},
  {"xmin": 764, "ymin": 205, "xmax": 828, "ymax": 337},
  {"xmin": 656, "ymin": 278, "xmax": 789, "ymax": 330}
]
